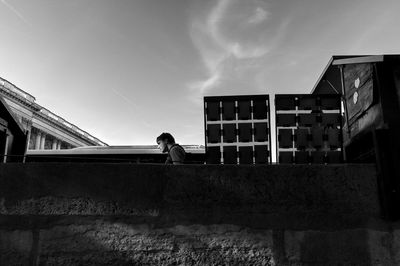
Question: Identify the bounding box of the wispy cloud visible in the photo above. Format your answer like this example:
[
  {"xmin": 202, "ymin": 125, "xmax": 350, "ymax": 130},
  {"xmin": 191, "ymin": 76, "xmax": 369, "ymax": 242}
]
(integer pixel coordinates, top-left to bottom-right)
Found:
[
  {"xmin": 1, "ymin": 0, "xmax": 31, "ymax": 27},
  {"xmin": 248, "ymin": 7, "xmax": 269, "ymax": 24},
  {"xmin": 188, "ymin": 0, "xmax": 287, "ymax": 96},
  {"xmin": 207, "ymin": 0, "xmax": 270, "ymax": 60}
]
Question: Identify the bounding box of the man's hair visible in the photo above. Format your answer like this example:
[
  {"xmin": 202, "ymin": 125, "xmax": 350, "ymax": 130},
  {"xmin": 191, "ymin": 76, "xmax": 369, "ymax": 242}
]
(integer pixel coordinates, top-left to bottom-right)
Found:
[{"xmin": 156, "ymin": 133, "xmax": 175, "ymax": 144}]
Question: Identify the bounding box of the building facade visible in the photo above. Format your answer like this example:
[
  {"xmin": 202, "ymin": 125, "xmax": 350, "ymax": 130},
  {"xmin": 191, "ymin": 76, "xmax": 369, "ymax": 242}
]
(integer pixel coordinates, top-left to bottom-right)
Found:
[{"xmin": 0, "ymin": 77, "xmax": 107, "ymax": 150}]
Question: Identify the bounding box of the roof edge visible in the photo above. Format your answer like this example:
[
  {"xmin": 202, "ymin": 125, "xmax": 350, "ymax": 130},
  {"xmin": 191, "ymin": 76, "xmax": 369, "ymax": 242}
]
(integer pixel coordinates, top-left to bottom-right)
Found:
[{"xmin": 310, "ymin": 55, "xmax": 371, "ymax": 94}]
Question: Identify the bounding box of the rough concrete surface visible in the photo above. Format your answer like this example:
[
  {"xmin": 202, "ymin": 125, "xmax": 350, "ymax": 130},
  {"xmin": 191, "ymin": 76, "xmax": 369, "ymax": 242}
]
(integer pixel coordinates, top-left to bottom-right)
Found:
[{"xmin": 0, "ymin": 163, "xmax": 394, "ymax": 265}]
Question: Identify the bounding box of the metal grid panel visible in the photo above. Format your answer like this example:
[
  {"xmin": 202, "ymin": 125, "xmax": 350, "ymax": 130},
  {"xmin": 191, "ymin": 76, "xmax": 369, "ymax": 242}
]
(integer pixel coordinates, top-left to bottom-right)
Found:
[
  {"xmin": 275, "ymin": 94, "xmax": 343, "ymax": 164},
  {"xmin": 204, "ymin": 95, "xmax": 271, "ymax": 164}
]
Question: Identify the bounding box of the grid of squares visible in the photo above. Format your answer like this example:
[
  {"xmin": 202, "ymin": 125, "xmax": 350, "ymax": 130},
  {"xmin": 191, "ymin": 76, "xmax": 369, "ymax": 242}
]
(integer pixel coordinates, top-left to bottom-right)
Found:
[
  {"xmin": 204, "ymin": 95, "xmax": 271, "ymax": 164},
  {"xmin": 275, "ymin": 94, "xmax": 343, "ymax": 164}
]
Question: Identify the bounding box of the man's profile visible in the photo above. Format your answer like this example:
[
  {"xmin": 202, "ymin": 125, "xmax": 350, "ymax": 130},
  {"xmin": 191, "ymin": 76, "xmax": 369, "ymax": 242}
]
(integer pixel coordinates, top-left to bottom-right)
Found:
[{"xmin": 156, "ymin": 132, "xmax": 186, "ymax": 164}]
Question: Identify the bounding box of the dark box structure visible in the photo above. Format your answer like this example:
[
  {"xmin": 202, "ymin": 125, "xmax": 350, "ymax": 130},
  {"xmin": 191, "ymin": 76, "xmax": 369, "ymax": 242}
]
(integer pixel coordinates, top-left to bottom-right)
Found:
[
  {"xmin": 204, "ymin": 95, "xmax": 271, "ymax": 164},
  {"xmin": 335, "ymin": 55, "xmax": 400, "ymax": 219},
  {"xmin": 333, "ymin": 56, "xmax": 400, "ymax": 162},
  {"xmin": 275, "ymin": 94, "xmax": 342, "ymax": 164},
  {"xmin": 311, "ymin": 54, "xmax": 400, "ymax": 219}
]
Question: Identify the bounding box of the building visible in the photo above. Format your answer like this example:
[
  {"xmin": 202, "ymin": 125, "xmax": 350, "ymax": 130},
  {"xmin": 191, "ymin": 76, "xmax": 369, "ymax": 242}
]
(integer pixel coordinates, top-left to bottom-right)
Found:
[
  {"xmin": 204, "ymin": 95, "xmax": 271, "ymax": 164},
  {"xmin": 310, "ymin": 54, "xmax": 400, "ymax": 160},
  {"xmin": 0, "ymin": 77, "xmax": 107, "ymax": 150},
  {"xmin": 310, "ymin": 54, "xmax": 400, "ymax": 219},
  {"xmin": 0, "ymin": 95, "xmax": 27, "ymax": 162}
]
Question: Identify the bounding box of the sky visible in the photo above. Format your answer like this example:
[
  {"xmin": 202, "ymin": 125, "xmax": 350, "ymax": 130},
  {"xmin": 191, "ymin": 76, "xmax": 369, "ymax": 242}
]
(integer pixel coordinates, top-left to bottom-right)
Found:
[{"xmin": 1, "ymin": 0, "xmax": 400, "ymax": 154}]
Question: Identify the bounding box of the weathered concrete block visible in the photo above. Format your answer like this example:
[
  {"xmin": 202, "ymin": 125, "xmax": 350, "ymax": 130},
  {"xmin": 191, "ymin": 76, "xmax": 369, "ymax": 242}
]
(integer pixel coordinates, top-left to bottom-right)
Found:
[
  {"xmin": 0, "ymin": 196, "xmax": 161, "ymax": 216},
  {"xmin": 285, "ymin": 229, "xmax": 371, "ymax": 265},
  {"xmin": 391, "ymin": 228, "xmax": 400, "ymax": 264},
  {"xmin": 367, "ymin": 229, "xmax": 393, "ymax": 265},
  {"xmin": 37, "ymin": 221, "xmax": 274, "ymax": 265},
  {"xmin": 0, "ymin": 163, "xmax": 385, "ymax": 265},
  {"xmin": 0, "ymin": 229, "xmax": 32, "ymax": 265},
  {"xmin": 0, "ymin": 164, "xmax": 379, "ymax": 218}
]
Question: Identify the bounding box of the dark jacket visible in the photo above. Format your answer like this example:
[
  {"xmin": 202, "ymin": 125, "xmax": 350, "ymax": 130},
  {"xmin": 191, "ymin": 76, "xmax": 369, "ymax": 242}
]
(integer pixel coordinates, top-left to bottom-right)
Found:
[{"xmin": 165, "ymin": 144, "xmax": 186, "ymax": 164}]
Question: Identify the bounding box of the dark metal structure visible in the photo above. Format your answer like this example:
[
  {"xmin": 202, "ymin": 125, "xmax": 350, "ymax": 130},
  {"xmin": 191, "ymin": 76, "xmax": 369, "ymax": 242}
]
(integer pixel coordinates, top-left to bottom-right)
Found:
[
  {"xmin": 312, "ymin": 54, "xmax": 400, "ymax": 219},
  {"xmin": 204, "ymin": 95, "xmax": 271, "ymax": 164},
  {"xmin": 275, "ymin": 94, "xmax": 342, "ymax": 164},
  {"xmin": 0, "ymin": 96, "xmax": 27, "ymax": 162}
]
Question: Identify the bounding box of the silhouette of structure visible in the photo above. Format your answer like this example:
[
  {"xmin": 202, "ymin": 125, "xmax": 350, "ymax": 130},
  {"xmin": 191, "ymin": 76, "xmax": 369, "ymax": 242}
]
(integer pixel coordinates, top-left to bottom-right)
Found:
[
  {"xmin": 275, "ymin": 94, "xmax": 342, "ymax": 164},
  {"xmin": 204, "ymin": 95, "xmax": 271, "ymax": 164},
  {"xmin": 311, "ymin": 54, "xmax": 400, "ymax": 219}
]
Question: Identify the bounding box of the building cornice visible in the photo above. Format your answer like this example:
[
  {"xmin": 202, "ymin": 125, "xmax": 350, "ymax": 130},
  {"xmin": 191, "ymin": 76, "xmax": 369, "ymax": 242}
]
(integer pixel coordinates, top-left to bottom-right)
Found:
[
  {"xmin": 33, "ymin": 110, "xmax": 106, "ymax": 146},
  {"xmin": 0, "ymin": 78, "xmax": 107, "ymax": 146}
]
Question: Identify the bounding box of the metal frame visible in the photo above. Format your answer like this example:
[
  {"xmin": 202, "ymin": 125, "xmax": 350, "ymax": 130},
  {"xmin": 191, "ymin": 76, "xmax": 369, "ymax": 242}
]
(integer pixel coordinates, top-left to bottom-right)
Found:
[
  {"xmin": 275, "ymin": 94, "xmax": 342, "ymax": 164},
  {"xmin": 204, "ymin": 95, "xmax": 272, "ymax": 164}
]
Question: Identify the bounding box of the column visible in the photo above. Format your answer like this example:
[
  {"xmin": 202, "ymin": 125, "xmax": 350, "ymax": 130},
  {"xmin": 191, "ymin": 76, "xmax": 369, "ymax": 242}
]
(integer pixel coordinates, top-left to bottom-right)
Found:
[
  {"xmin": 57, "ymin": 140, "xmax": 61, "ymax": 150},
  {"xmin": 25, "ymin": 129, "xmax": 31, "ymax": 151},
  {"xmin": 40, "ymin": 134, "xmax": 46, "ymax": 150},
  {"xmin": 35, "ymin": 132, "xmax": 41, "ymax": 150},
  {"xmin": 52, "ymin": 139, "xmax": 57, "ymax": 150},
  {"xmin": 3, "ymin": 134, "xmax": 8, "ymax": 163}
]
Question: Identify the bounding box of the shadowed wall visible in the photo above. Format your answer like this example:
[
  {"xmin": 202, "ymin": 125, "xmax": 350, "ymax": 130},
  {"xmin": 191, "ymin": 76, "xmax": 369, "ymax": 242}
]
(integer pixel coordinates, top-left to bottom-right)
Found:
[{"xmin": 0, "ymin": 163, "xmax": 397, "ymax": 265}]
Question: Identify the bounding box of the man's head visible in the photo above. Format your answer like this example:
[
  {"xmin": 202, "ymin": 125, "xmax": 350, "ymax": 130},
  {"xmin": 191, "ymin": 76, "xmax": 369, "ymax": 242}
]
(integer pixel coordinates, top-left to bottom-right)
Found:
[{"xmin": 156, "ymin": 132, "xmax": 175, "ymax": 153}]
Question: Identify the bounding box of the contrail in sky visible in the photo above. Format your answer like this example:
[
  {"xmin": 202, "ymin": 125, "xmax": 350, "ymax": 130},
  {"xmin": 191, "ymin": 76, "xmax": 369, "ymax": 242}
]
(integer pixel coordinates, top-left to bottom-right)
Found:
[
  {"xmin": 111, "ymin": 88, "xmax": 139, "ymax": 109},
  {"xmin": 111, "ymin": 88, "xmax": 157, "ymax": 129},
  {"xmin": 1, "ymin": 0, "xmax": 31, "ymax": 27}
]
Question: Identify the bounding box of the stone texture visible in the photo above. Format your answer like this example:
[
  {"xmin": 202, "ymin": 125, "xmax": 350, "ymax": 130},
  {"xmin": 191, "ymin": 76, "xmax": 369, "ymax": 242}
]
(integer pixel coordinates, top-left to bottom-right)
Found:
[
  {"xmin": 0, "ymin": 164, "xmax": 380, "ymax": 218},
  {"xmin": 367, "ymin": 229, "xmax": 393, "ymax": 265},
  {"xmin": 0, "ymin": 196, "xmax": 161, "ymax": 216},
  {"xmin": 0, "ymin": 229, "xmax": 32, "ymax": 265},
  {"xmin": 0, "ymin": 163, "xmax": 391, "ymax": 265},
  {"xmin": 285, "ymin": 229, "xmax": 371, "ymax": 265},
  {"xmin": 37, "ymin": 222, "xmax": 274, "ymax": 265},
  {"xmin": 391, "ymin": 228, "xmax": 400, "ymax": 264}
]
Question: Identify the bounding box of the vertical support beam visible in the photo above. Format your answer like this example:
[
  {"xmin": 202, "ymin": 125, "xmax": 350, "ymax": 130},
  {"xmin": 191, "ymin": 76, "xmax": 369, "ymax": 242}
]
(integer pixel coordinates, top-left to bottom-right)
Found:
[
  {"xmin": 52, "ymin": 139, "xmax": 57, "ymax": 150},
  {"xmin": 35, "ymin": 132, "xmax": 41, "ymax": 150},
  {"xmin": 40, "ymin": 134, "xmax": 46, "ymax": 150},
  {"xmin": 3, "ymin": 133, "xmax": 8, "ymax": 163},
  {"xmin": 339, "ymin": 65, "xmax": 351, "ymax": 163},
  {"xmin": 339, "ymin": 65, "xmax": 351, "ymax": 135},
  {"xmin": 25, "ymin": 129, "xmax": 31, "ymax": 151},
  {"xmin": 22, "ymin": 130, "xmax": 29, "ymax": 163}
]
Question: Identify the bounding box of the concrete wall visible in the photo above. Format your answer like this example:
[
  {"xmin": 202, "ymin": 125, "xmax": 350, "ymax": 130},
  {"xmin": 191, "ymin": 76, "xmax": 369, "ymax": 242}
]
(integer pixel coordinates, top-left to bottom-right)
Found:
[{"xmin": 0, "ymin": 163, "xmax": 396, "ymax": 265}]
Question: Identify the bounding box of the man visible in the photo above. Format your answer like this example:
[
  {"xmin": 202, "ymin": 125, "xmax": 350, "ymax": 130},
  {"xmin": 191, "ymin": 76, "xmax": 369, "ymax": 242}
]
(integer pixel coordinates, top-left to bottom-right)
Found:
[{"xmin": 156, "ymin": 132, "xmax": 186, "ymax": 164}]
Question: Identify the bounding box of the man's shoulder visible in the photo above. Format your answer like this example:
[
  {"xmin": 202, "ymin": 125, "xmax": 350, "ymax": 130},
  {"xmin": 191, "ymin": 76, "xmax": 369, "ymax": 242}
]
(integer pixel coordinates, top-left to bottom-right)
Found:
[
  {"xmin": 169, "ymin": 144, "xmax": 186, "ymax": 158},
  {"xmin": 169, "ymin": 144, "xmax": 185, "ymax": 164},
  {"xmin": 170, "ymin": 144, "xmax": 185, "ymax": 152}
]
